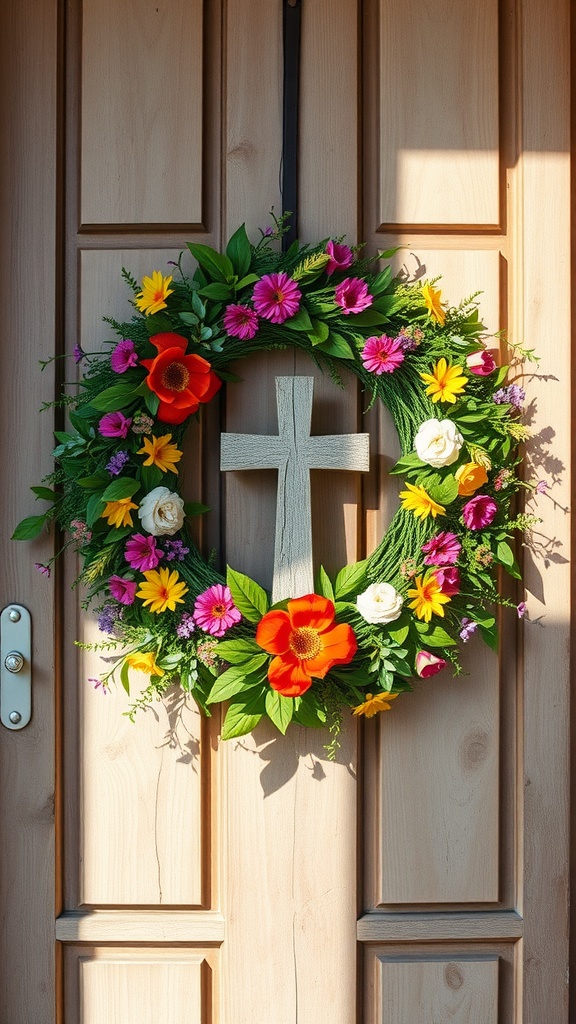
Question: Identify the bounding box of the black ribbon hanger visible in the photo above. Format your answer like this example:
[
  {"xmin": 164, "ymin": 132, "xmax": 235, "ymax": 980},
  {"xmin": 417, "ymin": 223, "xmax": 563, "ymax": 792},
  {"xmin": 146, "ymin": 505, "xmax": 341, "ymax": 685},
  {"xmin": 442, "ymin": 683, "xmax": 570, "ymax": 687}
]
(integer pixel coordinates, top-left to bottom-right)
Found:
[{"xmin": 282, "ymin": 0, "xmax": 302, "ymax": 252}]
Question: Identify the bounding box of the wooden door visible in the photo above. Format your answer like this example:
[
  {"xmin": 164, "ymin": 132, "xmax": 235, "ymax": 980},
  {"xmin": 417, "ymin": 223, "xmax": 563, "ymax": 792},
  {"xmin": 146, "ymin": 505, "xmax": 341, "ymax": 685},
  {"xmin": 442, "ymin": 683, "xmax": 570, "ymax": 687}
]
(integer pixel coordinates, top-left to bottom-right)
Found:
[{"xmin": 1, "ymin": 1, "xmax": 570, "ymax": 1022}]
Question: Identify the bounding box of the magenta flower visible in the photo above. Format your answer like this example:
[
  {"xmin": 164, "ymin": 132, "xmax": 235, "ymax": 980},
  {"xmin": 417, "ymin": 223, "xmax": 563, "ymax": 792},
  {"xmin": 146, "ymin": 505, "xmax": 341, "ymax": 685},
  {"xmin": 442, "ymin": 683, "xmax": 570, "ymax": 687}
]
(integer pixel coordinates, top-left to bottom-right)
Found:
[
  {"xmin": 73, "ymin": 343, "xmax": 85, "ymax": 363},
  {"xmin": 35, "ymin": 562, "xmax": 51, "ymax": 578},
  {"xmin": 124, "ymin": 533, "xmax": 162, "ymax": 572},
  {"xmin": 108, "ymin": 576, "xmax": 137, "ymax": 605},
  {"xmin": 434, "ymin": 566, "xmax": 460, "ymax": 597},
  {"xmin": 422, "ymin": 531, "xmax": 461, "ymax": 566},
  {"xmin": 98, "ymin": 411, "xmax": 132, "ymax": 439},
  {"xmin": 416, "ymin": 651, "xmax": 447, "ymax": 678},
  {"xmin": 517, "ymin": 601, "xmax": 527, "ymax": 618},
  {"xmin": 462, "ymin": 495, "xmax": 498, "ymax": 530},
  {"xmin": 193, "ymin": 584, "xmax": 242, "ymax": 637},
  {"xmin": 334, "ymin": 277, "xmax": 373, "ymax": 315},
  {"xmin": 361, "ymin": 335, "xmax": 405, "ymax": 374},
  {"xmin": 252, "ymin": 273, "xmax": 301, "ymax": 324},
  {"xmin": 223, "ymin": 303, "xmax": 259, "ymax": 340},
  {"xmin": 111, "ymin": 339, "xmax": 139, "ymax": 373},
  {"xmin": 466, "ymin": 350, "xmax": 497, "ymax": 376},
  {"xmin": 325, "ymin": 240, "xmax": 354, "ymax": 276}
]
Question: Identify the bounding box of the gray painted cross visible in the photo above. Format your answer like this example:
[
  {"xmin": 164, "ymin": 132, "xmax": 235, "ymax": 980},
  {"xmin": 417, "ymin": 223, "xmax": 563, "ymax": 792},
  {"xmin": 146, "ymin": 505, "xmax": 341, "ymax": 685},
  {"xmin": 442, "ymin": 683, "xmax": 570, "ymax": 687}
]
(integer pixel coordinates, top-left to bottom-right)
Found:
[{"xmin": 220, "ymin": 376, "xmax": 370, "ymax": 604}]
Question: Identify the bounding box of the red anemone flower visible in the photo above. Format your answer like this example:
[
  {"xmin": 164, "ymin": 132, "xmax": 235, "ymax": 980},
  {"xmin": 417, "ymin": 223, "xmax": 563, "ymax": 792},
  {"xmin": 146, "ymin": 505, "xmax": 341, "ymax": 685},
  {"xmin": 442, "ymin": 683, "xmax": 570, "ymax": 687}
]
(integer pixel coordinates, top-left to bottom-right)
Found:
[
  {"xmin": 255, "ymin": 593, "xmax": 357, "ymax": 697},
  {"xmin": 141, "ymin": 333, "xmax": 221, "ymax": 425}
]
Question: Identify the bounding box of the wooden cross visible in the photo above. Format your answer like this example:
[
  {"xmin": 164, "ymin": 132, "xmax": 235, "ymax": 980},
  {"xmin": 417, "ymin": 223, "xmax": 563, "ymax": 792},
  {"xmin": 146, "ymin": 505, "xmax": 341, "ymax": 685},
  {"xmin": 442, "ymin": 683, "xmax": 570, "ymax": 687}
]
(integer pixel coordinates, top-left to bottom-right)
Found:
[{"xmin": 220, "ymin": 376, "xmax": 370, "ymax": 604}]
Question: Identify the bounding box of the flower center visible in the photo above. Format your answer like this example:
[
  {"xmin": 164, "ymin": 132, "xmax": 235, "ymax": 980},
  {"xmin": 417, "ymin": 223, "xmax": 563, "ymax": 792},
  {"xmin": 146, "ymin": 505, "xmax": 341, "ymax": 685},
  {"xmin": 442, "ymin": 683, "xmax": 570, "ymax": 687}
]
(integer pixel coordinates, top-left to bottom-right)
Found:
[
  {"xmin": 212, "ymin": 603, "xmax": 227, "ymax": 618},
  {"xmin": 289, "ymin": 626, "xmax": 322, "ymax": 660},
  {"xmin": 272, "ymin": 289, "xmax": 285, "ymax": 304},
  {"xmin": 161, "ymin": 361, "xmax": 190, "ymax": 392}
]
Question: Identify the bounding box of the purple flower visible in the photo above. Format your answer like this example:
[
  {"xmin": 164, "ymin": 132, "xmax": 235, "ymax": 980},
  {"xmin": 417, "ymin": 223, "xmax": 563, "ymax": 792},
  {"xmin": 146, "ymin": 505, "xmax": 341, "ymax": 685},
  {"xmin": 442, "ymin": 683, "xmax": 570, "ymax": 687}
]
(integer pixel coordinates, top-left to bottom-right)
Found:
[
  {"xmin": 34, "ymin": 562, "xmax": 51, "ymax": 578},
  {"xmin": 325, "ymin": 240, "xmax": 354, "ymax": 276},
  {"xmin": 434, "ymin": 566, "xmax": 460, "ymax": 597},
  {"xmin": 109, "ymin": 576, "xmax": 137, "ymax": 605},
  {"xmin": 124, "ymin": 533, "xmax": 163, "ymax": 572},
  {"xmin": 517, "ymin": 601, "xmax": 527, "ymax": 618},
  {"xmin": 98, "ymin": 411, "xmax": 132, "ymax": 439},
  {"xmin": 88, "ymin": 677, "xmax": 108, "ymax": 695},
  {"xmin": 493, "ymin": 384, "xmax": 526, "ymax": 408},
  {"xmin": 223, "ymin": 304, "xmax": 259, "ymax": 340},
  {"xmin": 193, "ymin": 584, "xmax": 242, "ymax": 637},
  {"xmin": 459, "ymin": 617, "xmax": 478, "ymax": 642},
  {"xmin": 73, "ymin": 343, "xmax": 85, "ymax": 363},
  {"xmin": 111, "ymin": 338, "xmax": 139, "ymax": 373},
  {"xmin": 98, "ymin": 604, "xmax": 121, "ymax": 633},
  {"xmin": 396, "ymin": 332, "xmax": 417, "ymax": 353},
  {"xmin": 261, "ymin": 225, "xmax": 274, "ymax": 237},
  {"xmin": 252, "ymin": 273, "xmax": 301, "ymax": 324},
  {"xmin": 535, "ymin": 480, "xmax": 548, "ymax": 495},
  {"xmin": 106, "ymin": 450, "xmax": 130, "ymax": 476},
  {"xmin": 361, "ymin": 335, "xmax": 405, "ymax": 375},
  {"xmin": 176, "ymin": 612, "xmax": 196, "ymax": 639},
  {"xmin": 334, "ymin": 277, "xmax": 373, "ymax": 315},
  {"xmin": 163, "ymin": 539, "xmax": 190, "ymax": 562},
  {"xmin": 422, "ymin": 531, "xmax": 461, "ymax": 566},
  {"xmin": 462, "ymin": 495, "xmax": 498, "ymax": 530}
]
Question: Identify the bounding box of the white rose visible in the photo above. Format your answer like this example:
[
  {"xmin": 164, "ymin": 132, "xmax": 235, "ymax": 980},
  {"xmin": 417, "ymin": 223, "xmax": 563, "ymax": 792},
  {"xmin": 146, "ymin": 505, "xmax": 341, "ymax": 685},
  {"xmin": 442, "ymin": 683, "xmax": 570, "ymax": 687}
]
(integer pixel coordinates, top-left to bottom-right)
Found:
[
  {"xmin": 414, "ymin": 418, "xmax": 463, "ymax": 468},
  {"xmin": 138, "ymin": 486, "xmax": 185, "ymax": 536},
  {"xmin": 356, "ymin": 583, "xmax": 403, "ymax": 625}
]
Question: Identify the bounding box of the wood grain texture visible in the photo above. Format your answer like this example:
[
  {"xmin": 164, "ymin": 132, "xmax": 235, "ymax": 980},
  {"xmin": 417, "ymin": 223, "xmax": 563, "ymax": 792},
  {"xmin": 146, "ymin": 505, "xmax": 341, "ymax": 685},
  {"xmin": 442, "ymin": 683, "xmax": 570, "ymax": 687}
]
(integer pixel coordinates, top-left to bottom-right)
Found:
[
  {"xmin": 80, "ymin": 0, "xmax": 204, "ymax": 225},
  {"xmin": 378, "ymin": 956, "xmax": 499, "ymax": 1024},
  {"xmin": 78, "ymin": 955, "xmax": 205, "ymax": 1024},
  {"xmin": 357, "ymin": 910, "xmax": 523, "ymax": 942},
  {"xmin": 55, "ymin": 910, "xmax": 225, "ymax": 942},
  {"xmin": 378, "ymin": 0, "xmax": 500, "ymax": 226}
]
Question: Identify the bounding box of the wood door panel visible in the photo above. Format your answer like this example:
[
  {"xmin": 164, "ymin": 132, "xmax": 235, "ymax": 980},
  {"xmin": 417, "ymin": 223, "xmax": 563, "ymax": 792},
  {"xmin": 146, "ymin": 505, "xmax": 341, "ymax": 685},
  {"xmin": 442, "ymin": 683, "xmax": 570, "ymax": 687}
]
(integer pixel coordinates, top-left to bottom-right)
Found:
[
  {"xmin": 378, "ymin": 956, "xmax": 499, "ymax": 1024},
  {"xmin": 80, "ymin": 0, "xmax": 204, "ymax": 226}
]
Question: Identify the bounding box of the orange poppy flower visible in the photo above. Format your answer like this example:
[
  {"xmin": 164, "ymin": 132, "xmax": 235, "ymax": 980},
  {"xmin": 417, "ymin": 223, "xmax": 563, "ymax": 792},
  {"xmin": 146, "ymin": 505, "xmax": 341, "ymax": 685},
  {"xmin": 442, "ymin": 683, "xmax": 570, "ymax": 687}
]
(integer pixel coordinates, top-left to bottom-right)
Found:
[
  {"xmin": 142, "ymin": 332, "xmax": 221, "ymax": 425},
  {"xmin": 255, "ymin": 594, "xmax": 357, "ymax": 697}
]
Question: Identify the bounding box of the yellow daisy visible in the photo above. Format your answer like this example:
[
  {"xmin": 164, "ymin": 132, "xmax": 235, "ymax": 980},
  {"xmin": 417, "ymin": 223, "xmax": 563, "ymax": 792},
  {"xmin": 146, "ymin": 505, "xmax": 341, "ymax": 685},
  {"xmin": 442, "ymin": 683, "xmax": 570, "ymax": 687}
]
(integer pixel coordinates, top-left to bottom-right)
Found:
[
  {"xmin": 126, "ymin": 651, "xmax": 165, "ymax": 677},
  {"xmin": 135, "ymin": 271, "xmax": 174, "ymax": 316},
  {"xmin": 407, "ymin": 574, "xmax": 451, "ymax": 623},
  {"xmin": 399, "ymin": 482, "xmax": 445, "ymax": 520},
  {"xmin": 421, "ymin": 283, "xmax": 446, "ymax": 325},
  {"xmin": 420, "ymin": 358, "xmax": 467, "ymax": 404},
  {"xmin": 136, "ymin": 566, "xmax": 189, "ymax": 614},
  {"xmin": 138, "ymin": 434, "xmax": 183, "ymax": 474},
  {"xmin": 101, "ymin": 497, "xmax": 138, "ymax": 529},
  {"xmin": 352, "ymin": 692, "xmax": 399, "ymax": 718}
]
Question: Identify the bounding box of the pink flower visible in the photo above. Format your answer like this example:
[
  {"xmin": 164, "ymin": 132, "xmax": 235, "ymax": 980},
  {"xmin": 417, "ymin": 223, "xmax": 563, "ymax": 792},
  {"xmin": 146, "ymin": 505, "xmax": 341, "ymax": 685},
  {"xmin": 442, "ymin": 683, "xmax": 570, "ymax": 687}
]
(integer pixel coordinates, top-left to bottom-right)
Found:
[
  {"xmin": 517, "ymin": 601, "xmax": 527, "ymax": 618},
  {"xmin": 325, "ymin": 240, "xmax": 354, "ymax": 276},
  {"xmin": 223, "ymin": 303, "xmax": 259, "ymax": 340},
  {"xmin": 466, "ymin": 349, "xmax": 497, "ymax": 376},
  {"xmin": 124, "ymin": 533, "xmax": 163, "ymax": 572},
  {"xmin": 434, "ymin": 566, "xmax": 460, "ymax": 597},
  {"xmin": 252, "ymin": 273, "xmax": 301, "ymax": 324},
  {"xmin": 98, "ymin": 411, "xmax": 132, "ymax": 438},
  {"xmin": 462, "ymin": 495, "xmax": 498, "ymax": 530},
  {"xmin": 109, "ymin": 576, "xmax": 138, "ymax": 605},
  {"xmin": 334, "ymin": 277, "xmax": 373, "ymax": 315},
  {"xmin": 421, "ymin": 531, "xmax": 461, "ymax": 566},
  {"xmin": 88, "ymin": 677, "xmax": 108, "ymax": 695},
  {"xmin": 361, "ymin": 335, "xmax": 405, "ymax": 374},
  {"xmin": 111, "ymin": 339, "xmax": 139, "ymax": 373},
  {"xmin": 35, "ymin": 562, "xmax": 51, "ymax": 578},
  {"xmin": 416, "ymin": 651, "xmax": 448, "ymax": 678},
  {"xmin": 535, "ymin": 480, "xmax": 548, "ymax": 495},
  {"xmin": 193, "ymin": 584, "xmax": 242, "ymax": 637}
]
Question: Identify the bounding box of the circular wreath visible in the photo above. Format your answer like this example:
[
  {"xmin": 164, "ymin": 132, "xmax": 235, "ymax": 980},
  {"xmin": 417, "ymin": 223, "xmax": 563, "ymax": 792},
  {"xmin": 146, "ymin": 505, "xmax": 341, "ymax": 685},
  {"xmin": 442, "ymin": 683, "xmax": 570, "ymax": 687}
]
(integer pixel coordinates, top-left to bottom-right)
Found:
[{"xmin": 15, "ymin": 215, "xmax": 536, "ymax": 751}]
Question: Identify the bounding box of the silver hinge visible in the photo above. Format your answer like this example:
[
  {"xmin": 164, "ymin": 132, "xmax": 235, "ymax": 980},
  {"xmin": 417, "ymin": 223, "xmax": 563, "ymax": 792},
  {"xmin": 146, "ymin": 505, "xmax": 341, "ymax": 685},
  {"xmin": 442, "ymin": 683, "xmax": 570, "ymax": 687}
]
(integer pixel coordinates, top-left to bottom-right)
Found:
[{"xmin": 0, "ymin": 605, "xmax": 32, "ymax": 730}]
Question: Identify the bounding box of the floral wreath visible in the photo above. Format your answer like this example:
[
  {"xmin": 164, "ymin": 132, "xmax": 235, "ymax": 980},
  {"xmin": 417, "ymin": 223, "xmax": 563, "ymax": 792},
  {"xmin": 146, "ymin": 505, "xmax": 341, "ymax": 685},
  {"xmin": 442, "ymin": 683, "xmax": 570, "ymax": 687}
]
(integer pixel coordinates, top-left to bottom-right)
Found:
[{"xmin": 14, "ymin": 215, "xmax": 539, "ymax": 752}]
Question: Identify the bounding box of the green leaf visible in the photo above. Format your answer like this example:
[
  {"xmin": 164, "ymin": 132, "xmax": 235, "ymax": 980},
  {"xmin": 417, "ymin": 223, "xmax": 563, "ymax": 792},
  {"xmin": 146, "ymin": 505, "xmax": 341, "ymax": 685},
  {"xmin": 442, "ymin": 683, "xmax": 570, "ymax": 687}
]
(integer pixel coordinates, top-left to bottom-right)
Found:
[
  {"xmin": 429, "ymin": 474, "xmax": 459, "ymax": 506},
  {"xmin": 146, "ymin": 313, "xmax": 172, "ymax": 335},
  {"xmin": 207, "ymin": 665, "xmax": 265, "ymax": 703},
  {"xmin": 369, "ymin": 266, "xmax": 392, "ymax": 295},
  {"xmin": 31, "ymin": 486, "xmax": 57, "ymax": 501},
  {"xmin": 307, "ymin": 317, "xmax": 330, "ymax": 346},
  {"xmin": 388, "ymin": 623, "xmax": 410, "ymax": 645},
  {"xmin": 184, "ymin": 501, "xmax": 210, "ymax": 517},
  {"xmin": 143, "ymin": 390, "xmax": 160, "ymax": 416},
  {"xmin": 316, "ymin": 333, "xmax": 354, "ymax": 360},
  {"xmin": 236, "ymin": 273, "xmax": 260, "ymax": 291},
  {"xmin": 86, "ymin": 491, "xmax": 106, "ymax": 528},
  {"xmin": 349, "ymin": 308, "xmax": 388, "ymax": 327},
  {"xmin": 334, "ymin": 558, "xmax": 369, "ymax": 599},
  {"xmin": 120, "ymin": 660, "xmax": 130, "ymax": 694},
  {"xmin": 191, "ymin": 291, "xmax": 206, "ymax": 318},
  {"xmin": 187, "ymin": 242, "xmax": 234, "ymax": 283},
  {"xmin": 389, "ymin": 452, "xmax": 426, "ymax": 475},
  {"xmin": 11, "ymin": 514, "xmax": 48, "ymax": 540},
  {"xmin": 225, "ymin": 223, "xmax": 252, "ymax": 279},
  {"xmin": 479, "ymin": 623, "xmax": 499, "ymax": 651},
  {"xmin": 221, "ymin": 690, "xmax": 266, "ymax": 740},
  {"xmin": 76, "ymin": 473, "xmax": 109, "ymax": 490},
  {"xmin": 293, "ymin": 694, "xmax": 327, "ymax": 728},
  {"xmin": 101, "ymin": 477, "xmax": 141, "ymax": 502},
  {"xmin": 178, "ymin": 311, "xmax": 199, "ymax": 326},
  {"xmin": 226, "ymin": 566, "xmax": 269, "ymax": 622},
  {"xmin": 140, "ymin": 464, "xmax": 164, "ymax": 492},
  {"xmin": 90, "ymin": 384, "xmax": 139, "ymax": 413},
  {"xmin": 414, "ymin": 623, "xmax": 457, "ymax": 647},
  {"xmin": 213, "ymin": 638, "xmax": 262, "ymax": 664},
  {"xmin": 265, "ymin": 690, "xmax": 294, "ymax": 735},
  {"xmin": 67, "ymin": 409, "xmax": 92, "ymax": 438},
  {"xmin": 377, "ymin": 245, "xmax": 405, "ymax": 260},
  {"xmin": 198, "ymin": 282, "xmax": 233, "ymax": 301},
  {"xmin": 282, "ymin": 306, "xmax": 313, "ymax": 332},
  {"xmin": 496, "ymin": 540, "xmax": 515, "ymax": 567},
  {"xmin": 315, "ymin": 564, "xmax": 335, "ymax": 602}
]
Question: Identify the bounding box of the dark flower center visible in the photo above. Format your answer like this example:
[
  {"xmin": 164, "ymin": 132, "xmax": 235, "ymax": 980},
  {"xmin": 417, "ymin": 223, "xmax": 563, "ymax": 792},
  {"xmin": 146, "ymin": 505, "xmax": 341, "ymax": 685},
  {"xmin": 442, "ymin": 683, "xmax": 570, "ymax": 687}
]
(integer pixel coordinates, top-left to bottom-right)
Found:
[
  {"xmin": 289, "ymin": 626, "xmax": 321, "ymax": 660},
  {"xmin": 161, "ymin": 361, "xmax": 190, "ymax": 392}
]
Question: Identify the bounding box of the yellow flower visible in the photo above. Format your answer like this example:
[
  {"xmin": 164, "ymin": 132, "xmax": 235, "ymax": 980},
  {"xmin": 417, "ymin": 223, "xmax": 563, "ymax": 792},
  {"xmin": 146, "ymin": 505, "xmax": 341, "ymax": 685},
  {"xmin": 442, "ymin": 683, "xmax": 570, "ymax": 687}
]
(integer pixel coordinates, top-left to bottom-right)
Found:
[
  {"xmin": 421, "ymin": 283, "xmax": 446, "ymax": 325},
  {"xmin": 407, "ymin": 574, "xmax": 451, "ymax": 623},
  {"xmin": 101, "ymin": 497, "xmax": 138, "ymax": 529},
  {"xmin": 126, "ymin": 651, "xmax": 165, "ymax": 677},
  {"xmin": 138, "ymin": 434, "xmax": 183, "ymax": 474},
  {"xmin": 352, "ymin": 691, "xmax": 399, "ymax": 718},
  {"xmin": 420, "ymin": 358, "xmax": 467, "ymax": 404},
  {"xmin": 399, "ymin": 482, "xmax": 445, "ymax": 520},
  {"xmin": 135, "ymin": 271, "xmax": 174, "ymax": 316},
  {"xmin": 136, "ymin": 566, "xmax": 189, "ymax": 614},
  {"xmin": 455, "ymin": 461, "xmax": 489, "ymax": 496}
]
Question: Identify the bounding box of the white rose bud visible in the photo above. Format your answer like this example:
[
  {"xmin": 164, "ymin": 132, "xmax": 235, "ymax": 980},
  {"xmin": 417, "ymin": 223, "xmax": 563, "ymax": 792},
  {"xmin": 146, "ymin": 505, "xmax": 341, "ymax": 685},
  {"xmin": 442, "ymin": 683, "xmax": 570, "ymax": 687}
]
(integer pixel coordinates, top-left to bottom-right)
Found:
[
  {"xmin": 138, "ymin": 486, "xmax": 185, "ymax": 536},
  {"xmin": 414, "ymin": 418, "xmax": 463, "ymax": 468},
  {"xmin": 356, "ymin": 582, "xmax": 404, "ymax": 625}
]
